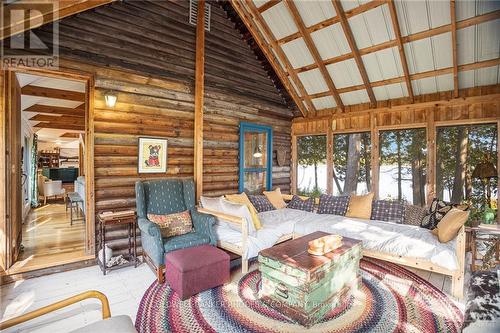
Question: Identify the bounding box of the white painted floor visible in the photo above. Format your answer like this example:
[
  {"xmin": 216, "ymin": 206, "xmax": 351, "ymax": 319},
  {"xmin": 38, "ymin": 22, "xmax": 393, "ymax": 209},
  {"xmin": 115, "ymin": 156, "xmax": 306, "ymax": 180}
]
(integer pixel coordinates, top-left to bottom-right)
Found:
[
  {"xmin": 0, "ymin": 260, "xmax": 467, "ymax": 332},
  {"xmin": 0, "ymin": 263, "xmax": 155, "ymax": 333}
]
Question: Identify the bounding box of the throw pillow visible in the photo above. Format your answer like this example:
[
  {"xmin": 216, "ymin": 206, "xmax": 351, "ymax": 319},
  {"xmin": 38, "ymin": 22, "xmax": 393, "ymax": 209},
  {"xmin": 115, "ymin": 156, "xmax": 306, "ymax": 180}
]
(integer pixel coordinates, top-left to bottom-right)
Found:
[
  {"xmin": 263, "ymin": 188, "xmax": 287, "ymax": 209},
  {"xmin": 346, "ymin": 192, "xmax": 374, "ymax": 219},
  {"xmin": 420, "ymin": 198, "xmax": 454, "ymax": 230},
  {"xmin": 370, "ymin": 200, "xmax": 405, "ymax": 224},
  {"xmin": 225, "ymin": 193, "xmax": 262, "ymax": 230},
  {"xmin": 404, "ymin": 204, "xmax": 427, "ymax": 226},
  {"xmin": 200, "ymin": 195, "xmax": 224, "ymax": 212},
  {"xmin": 317, "ymin": 194, "xmax": 350, "ymax": 215},
  {"xmin": 220, "ymin": 199, "xmax": 256, "ymax": 235},
  {"xmin": 248, "ymin": 195, "xmax": 275, "ymax": 213},
  {"xmin": 431, "ymin": 208, "xmax": 469, "ymax": 243},
  {"xmin": 287, "ymin": 195, "xmax": 314, "ymax": 212},
  {"xmin": 148, "ymin": 210, "xmax": 193, "ymax": 238}
]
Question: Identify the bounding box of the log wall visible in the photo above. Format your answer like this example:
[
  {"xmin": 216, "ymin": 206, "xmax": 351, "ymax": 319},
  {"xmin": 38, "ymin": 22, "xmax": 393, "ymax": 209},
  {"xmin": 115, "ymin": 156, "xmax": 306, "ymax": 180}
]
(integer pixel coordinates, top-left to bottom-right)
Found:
[{"xmin": 25, "ymin": 0, "xmax": 293, "ymax": 255}]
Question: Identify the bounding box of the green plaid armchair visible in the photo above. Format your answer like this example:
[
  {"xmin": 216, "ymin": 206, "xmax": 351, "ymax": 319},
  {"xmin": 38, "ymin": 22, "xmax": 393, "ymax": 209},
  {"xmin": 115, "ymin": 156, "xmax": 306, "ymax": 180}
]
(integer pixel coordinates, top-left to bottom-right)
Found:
[{"xmin": 135, "ymin": 179, "xmax": 216, "ymax": 282}]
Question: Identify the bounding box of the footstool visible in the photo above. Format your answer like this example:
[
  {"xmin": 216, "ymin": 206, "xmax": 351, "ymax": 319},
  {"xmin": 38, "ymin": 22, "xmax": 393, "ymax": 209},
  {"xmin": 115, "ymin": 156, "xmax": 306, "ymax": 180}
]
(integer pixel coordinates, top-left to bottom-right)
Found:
[{"xmin": 165, "ymin": 244, "xmax": 230, "ymax": 300}]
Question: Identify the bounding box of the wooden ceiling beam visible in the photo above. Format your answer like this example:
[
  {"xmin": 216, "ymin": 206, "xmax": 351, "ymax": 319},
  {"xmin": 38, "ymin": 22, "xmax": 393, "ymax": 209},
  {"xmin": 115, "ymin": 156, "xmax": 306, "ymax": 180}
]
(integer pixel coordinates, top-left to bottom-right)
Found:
[
  {"xmin": 305, "ymin": 58, "xmax": 500, "ymax": 99},
  {"xmin": 24, "ymin": 104, "xmax": 85, "ymax": 117},
  {"xmin": 29, "ymin": 114, "xmax": 84, "ymax": 124},
  {"xmin": 1, "ymin": 0, "xmax": 114, "ymax": 40},
  {"xmin": 387, "ymin": 0, "xmax": 414, "ymax": 102},
  {"xmin": 231, "ymin": 0, "xmax": 308, "ymax": 117},
  {"xmin": 277, "ymin": 0, "xmax": 387, "ymax": 45},
  {"xmin": 33, "ymin": 122, "xmax": 85, "ymax": 131},
  {"xmin": 284, "ymin": 1, "xmax": 344, "ymax": 110},
  {"xmin": 331, "ymin": 0, "xmax": 376, "ymax": 107},
  {"xmin": 21, "ymin": 85, "xmax": 86, "ymax": 102},
  {"xmin": 257, "ymin": 0, "xmax": 281, "ymax": 13},
  {"xmin": 292, "ymin": 9, "xmax": 500, "ymax": 75},
  {"xmin": 450, "ymin": 0, "xmax": 459, "ymax": 98},
  {"xmin": 60, "ymin": 133, "xmax": 81, "ymax": 138},
  {"xmin": 240, "ymin": 0, "xmax": 316, "ymax": 115}
]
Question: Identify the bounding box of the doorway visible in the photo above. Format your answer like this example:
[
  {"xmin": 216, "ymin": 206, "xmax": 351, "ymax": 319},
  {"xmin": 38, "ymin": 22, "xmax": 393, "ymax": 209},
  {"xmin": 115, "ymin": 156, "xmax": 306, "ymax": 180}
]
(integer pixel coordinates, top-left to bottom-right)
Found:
[{"xmin": 1, "ymin": 68, "xmax": 94, "ymax": 275}]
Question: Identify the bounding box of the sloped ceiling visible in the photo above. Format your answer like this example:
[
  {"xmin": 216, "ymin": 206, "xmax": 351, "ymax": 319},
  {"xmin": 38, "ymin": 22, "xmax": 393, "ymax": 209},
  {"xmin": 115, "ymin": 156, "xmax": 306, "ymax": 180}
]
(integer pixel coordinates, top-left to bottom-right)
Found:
[{"xmin": 232, "ymin": 0, "xmax": 500, "ymax": 116}]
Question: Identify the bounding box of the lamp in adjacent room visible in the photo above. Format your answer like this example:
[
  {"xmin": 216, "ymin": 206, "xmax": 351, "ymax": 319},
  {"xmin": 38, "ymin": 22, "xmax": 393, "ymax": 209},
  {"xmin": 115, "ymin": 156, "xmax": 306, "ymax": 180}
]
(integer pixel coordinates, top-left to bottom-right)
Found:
[{"xmin": 104, "ymin": 91, "xmax": 117, "ymax": 108}]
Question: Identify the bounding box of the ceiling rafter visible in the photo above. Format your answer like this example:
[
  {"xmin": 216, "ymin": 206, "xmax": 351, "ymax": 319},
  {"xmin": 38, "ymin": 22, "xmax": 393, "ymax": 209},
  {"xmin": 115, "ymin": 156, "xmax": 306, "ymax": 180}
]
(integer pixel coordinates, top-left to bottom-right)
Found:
[
  {"xmin": 21, "ymin": 85, "xmax": 86, "ymax": 102},
  {"xmin": 450, "ymin": 0, "xmax": 459, "ymax": 98},
  {"xmin": 387, "ymin": 0, "xmax": 414, "ymax": 102},
  {"xmin": 284, "ymin": 0, "xmax": 344, "ymax": 110},
  {"xmin": 243, "ymin": 0, "xmax": 317, "ymax": 115},
  {"xmin": 257, "ymin": 0, "xmax": 280, "ymax": 13},
  {"xmin": 291, "ymin": 9, "xmax": 500, "ymax": 75},
  {"xmin": 331, "ymin": 0, "xmax": 376, "ymax": 107},
  {"xmin": 276, "ymin": 0, "xmax": 388, "ymax": 45},
  {"xmin": 230, "ymin": 0, "xmax": 308, "ymax": 116},
  {"xmin": 24, "ymin": 104, "xmax": 85, "ymax": 116},
  {"xmin": 306, "ymin": 58, "xmax": 500, "ymax": 99}
]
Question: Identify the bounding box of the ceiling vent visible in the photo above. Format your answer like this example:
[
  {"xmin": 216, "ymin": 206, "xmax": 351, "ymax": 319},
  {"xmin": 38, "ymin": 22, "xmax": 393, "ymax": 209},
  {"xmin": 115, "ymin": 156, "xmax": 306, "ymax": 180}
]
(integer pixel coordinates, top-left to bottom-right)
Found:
[{"xmin": 189, "ymin": 0, "xmax": 211, "ymax": 32}]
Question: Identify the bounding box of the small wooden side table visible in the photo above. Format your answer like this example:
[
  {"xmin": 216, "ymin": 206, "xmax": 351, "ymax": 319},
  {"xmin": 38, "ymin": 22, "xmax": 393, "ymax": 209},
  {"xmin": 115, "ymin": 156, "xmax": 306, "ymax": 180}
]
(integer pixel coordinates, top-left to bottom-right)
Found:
[
  {"xmin": 467, "ymin": 224, "xmax": 500, "ymax": 272},
  {"xmin": 97, "ymin": 210, "xmax": 138, "ymax": 275}
]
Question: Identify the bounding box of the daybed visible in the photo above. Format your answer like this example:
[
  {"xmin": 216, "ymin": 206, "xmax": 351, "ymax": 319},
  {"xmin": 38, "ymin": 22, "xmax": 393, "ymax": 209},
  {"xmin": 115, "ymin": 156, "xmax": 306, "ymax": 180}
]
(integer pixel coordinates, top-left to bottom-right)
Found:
[{"xmin": 198, "ymin": 194, "xmax": 466, "ymax": 299}]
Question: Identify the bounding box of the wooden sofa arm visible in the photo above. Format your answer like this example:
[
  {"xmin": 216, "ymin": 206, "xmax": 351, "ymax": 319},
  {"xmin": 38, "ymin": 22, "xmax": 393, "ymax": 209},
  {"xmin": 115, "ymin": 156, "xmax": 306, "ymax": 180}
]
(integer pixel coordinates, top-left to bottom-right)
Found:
[
  {"xmin": 197, "ymin": 207, "xmax": 245, "ymax": 226},
  {"xmin": 0, "ymin": 290, "xmax": 111, "ymax": 330}
]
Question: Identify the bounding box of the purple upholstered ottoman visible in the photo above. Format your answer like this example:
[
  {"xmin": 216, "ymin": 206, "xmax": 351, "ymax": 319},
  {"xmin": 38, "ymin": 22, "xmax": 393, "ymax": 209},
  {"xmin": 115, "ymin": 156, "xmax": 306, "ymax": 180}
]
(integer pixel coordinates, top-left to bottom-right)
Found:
[{"xmin": 165, "ymin": 245, "xmax": 230, "ymax": 300}]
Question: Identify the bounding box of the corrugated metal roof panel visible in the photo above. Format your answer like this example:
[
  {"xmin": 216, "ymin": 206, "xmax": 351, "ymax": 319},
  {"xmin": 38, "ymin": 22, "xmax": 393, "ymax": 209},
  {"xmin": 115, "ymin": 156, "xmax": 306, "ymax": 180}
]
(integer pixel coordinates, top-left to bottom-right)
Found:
[
  {"xmin": 457, "ymin": 20, "xmax": 500, "ymax": 66},
  {"xmin": 311, "ymin": 23, "xmax": 351, "ymax": 59},
  {"xmin": 459, "ymin": 66, "xmax": 500, "ymax": 89},
  {"xmin": 340, "ymin": 0, "xmax": 372, "ymax": 12},
  {"xmin": 261, "ymin": 2, "xmax": 298, "ymax": 40},
  {"xmin": 348, "ymin": 4, "xmax": 393, "ymax": 49},
  {"xmin": 411, "ymin": 73, "xmax": 453, "ymax": 95},
  {"xmin": 282, "ymin": 38, "xmax": 315, "ymax": 69},
  {"xmin": 395, "ymin": 0, "xmax": 450, "ymax": 37},
  {"xmin": 456, "ymin": 0, "xmax": 500, "ymax": 21},
  {"xmin": 373, "ymin": 82, "xmax": 408, "ymax": 101},
  {"xmin": 340, "ymin": 89, "xmax": 370, "ymax": 106},
  {"xmin": 294, "ymin": 0, "xmax": 336, "ymax": 28},
  {"xmin": 404, "ymin": 33, "xmax": 453, "ymax": 74},
  {"xmin": 298, "ymin": 69, "xmax": 329, "ymax": 95},
  {"xmin": 362, "ymin": 46, "xmax": 403, "ymax": 82},
  {"xmin": 312, "ymin": 95, "xmax": 337, "ymax": 110},
  {"xmin": 327, "ymin": 59, "xmax": 364, "ymax": 89},
  {"xmin": 252, "ymin": 0, "xmax": 270, "ymax": 8}
]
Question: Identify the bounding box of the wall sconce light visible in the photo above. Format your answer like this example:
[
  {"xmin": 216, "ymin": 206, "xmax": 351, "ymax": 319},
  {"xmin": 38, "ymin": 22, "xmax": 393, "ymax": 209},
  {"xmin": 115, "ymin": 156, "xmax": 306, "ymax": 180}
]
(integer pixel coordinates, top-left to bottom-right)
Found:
[{"xmin": 104, "ymin": 91, "xmax": 117, "ymax": 108}]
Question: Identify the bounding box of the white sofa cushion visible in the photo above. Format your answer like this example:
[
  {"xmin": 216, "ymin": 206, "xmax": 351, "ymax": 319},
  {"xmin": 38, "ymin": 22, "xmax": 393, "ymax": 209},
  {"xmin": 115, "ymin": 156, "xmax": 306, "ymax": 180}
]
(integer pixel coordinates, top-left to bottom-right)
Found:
[{"xmin": 201, "ymin": 196, "xmax": 256, "ymax": 236}]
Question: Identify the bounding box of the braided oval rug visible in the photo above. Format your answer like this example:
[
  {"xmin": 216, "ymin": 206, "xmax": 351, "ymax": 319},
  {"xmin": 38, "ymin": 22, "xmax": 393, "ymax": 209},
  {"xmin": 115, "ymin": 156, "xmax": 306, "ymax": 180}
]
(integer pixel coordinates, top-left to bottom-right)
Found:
[{"xmin": 135, "ymin": 258, "xmax": 463, "ymax": 333}]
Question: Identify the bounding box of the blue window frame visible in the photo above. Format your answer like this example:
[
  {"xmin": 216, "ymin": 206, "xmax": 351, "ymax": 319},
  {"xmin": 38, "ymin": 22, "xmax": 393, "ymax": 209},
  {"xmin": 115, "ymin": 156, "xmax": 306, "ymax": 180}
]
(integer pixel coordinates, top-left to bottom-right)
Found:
[{"xmin": 239, "ymin": 122, "xmax": 273, "ymax": 194}]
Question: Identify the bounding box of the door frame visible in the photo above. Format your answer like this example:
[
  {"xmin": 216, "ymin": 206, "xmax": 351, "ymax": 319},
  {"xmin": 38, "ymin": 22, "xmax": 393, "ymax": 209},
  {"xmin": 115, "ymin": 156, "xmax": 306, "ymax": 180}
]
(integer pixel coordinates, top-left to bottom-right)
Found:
[{"xmin": 0, "ymin": 66, "xmax": 95, "ymax": 272}]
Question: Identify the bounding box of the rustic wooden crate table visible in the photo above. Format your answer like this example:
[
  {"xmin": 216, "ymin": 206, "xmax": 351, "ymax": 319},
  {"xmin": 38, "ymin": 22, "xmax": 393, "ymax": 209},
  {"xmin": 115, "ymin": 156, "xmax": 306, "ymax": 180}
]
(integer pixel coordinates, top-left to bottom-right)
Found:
[
  {"xmin": 97, "ymin": 211, "xmax": 139, "ymax": 275},
  {"xmin": 258, "ymin": 231, "xmax": 362, "ymax": 328}
]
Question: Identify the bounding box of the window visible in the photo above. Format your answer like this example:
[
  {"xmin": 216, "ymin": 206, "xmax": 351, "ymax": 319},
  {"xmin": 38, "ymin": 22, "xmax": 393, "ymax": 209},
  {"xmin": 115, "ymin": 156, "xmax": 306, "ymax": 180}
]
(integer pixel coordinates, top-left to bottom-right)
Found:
[
  {"xmin": 332, "ymin": 132, "xmax": 371, "ymax": 195},
  {"xmin": 297, "ymin": 135, "xmax": 327, "ymax": 197},
  {"xmin": 379, "ymin": 128, "xmax": 427, "ymax": 205},
  {"xmin": 436, "ymin": 124, "xmax": 497, "ymax": 215},
  {"xmin": 239, "ymin": 122, "xmax": 272, "ymax": 194}
]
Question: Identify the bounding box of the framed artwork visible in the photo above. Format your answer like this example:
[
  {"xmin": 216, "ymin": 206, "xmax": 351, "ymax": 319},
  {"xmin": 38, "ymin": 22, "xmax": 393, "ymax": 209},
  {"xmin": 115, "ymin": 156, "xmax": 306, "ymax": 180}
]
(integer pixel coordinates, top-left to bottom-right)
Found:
[{"xmin": 138, "ymin": 137, "xmax": 168, "ymax": 173}]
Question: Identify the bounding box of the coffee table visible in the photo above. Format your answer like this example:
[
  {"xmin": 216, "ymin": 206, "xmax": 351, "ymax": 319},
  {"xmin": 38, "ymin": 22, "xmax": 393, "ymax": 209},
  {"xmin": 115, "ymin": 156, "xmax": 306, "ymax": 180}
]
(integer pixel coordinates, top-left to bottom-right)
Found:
[{"xmin": 258, "ymin": 231, "xmax": 362, "ymax": 328}]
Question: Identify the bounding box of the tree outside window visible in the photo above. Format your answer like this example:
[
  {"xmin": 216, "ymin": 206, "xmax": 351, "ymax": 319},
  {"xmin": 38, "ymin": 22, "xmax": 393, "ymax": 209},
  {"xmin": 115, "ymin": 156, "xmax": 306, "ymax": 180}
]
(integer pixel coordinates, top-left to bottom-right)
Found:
[{"xmin": 297, "ymin": 135, "xmax": 327, "ymax": 197}]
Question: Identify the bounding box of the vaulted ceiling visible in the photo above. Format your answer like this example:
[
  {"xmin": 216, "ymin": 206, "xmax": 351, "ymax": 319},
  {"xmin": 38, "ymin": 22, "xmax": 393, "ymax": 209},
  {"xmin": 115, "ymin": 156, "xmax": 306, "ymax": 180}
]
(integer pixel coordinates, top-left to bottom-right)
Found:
[{"xmin": 231, "ymin": 0, "xmax": 500, "ymax": 117}]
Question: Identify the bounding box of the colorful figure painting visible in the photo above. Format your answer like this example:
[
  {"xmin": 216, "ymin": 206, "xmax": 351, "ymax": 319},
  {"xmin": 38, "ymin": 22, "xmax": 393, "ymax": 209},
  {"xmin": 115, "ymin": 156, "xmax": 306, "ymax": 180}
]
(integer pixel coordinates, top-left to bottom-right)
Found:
[{"xmin": 138, "ymin": 137, "xmax": 167, "ymax": 173}]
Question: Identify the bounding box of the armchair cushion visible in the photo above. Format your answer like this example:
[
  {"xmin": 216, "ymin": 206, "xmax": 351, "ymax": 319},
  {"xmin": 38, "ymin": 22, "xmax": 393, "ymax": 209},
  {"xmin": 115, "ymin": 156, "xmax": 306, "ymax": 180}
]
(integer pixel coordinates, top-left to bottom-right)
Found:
[
  {"xmin": 147, "ymin": 210, "xmax": 193, "ymax": 238},
  {"xmin": 163, "ymin": 232, "xmax": 211, "ymax": 253}
]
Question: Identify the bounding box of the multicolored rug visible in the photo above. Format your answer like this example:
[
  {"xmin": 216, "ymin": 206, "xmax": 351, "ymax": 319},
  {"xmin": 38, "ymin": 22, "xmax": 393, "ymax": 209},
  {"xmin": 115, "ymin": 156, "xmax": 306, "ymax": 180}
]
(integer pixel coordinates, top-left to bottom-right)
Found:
[{"xmin": 136, "ymin": 258, "xmax": 463, "ymax": 332}]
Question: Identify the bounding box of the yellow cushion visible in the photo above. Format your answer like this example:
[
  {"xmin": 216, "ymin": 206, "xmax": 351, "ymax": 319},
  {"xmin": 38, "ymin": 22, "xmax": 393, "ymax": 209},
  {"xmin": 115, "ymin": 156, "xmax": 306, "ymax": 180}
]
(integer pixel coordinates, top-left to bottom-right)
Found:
[
  {"xmin": 432, "ymin": 208, "xmax": 469, "ymax": 243},
  {"xmin": 345, "ymin": 193, "xmax": 374, "ymax": 219},
  {"xmin": 225, "ymin": 193, "xmax": 262, "ymax": 230},
  {"xmin": 263, "ymin": 188, "xmax": 287, "ymax": 209}
]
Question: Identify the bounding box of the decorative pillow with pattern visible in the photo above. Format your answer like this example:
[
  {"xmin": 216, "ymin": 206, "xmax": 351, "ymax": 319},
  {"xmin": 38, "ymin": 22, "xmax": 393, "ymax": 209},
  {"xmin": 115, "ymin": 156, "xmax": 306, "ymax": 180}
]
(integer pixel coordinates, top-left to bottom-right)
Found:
[
  {"xmin": 287, "ymin": 195, "xmax": 314, "ymax": 212},
  {"xmin": 404, "ymin": 204, "xmax": 427, "ymax": 226},
  {"xmin": 148, "ymin": 210, "xmax": 193, "ymax": 238},
  {"xmin": 317, "ymin": 194, "xmax": 350, "ymax": 216},
  {"xmin": 248, "ymin": 195, "xmax": 275, "ymax": 213},
  {"xmin": 420, "ymin": 198, "xmax": 454, "ymax": 230},
  {"xmin": 370, "ymin": 200, "xmax": 405, "ymax": 223}
]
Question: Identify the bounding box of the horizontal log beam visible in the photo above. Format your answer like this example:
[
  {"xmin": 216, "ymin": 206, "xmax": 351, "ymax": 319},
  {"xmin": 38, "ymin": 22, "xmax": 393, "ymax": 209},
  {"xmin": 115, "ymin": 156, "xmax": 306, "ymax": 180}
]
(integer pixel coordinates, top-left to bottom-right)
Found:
[{"xmin": 21, "ymin": 85, "xmax": 86, "ymax": 102}]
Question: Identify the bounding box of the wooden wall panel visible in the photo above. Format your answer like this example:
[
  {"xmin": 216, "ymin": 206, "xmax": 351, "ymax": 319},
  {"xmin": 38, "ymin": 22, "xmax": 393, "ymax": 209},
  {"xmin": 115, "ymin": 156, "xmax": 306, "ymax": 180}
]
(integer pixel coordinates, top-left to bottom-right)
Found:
[{"xmin": 17, "ymin": 1, "xmax": 293, "ymax": 256}]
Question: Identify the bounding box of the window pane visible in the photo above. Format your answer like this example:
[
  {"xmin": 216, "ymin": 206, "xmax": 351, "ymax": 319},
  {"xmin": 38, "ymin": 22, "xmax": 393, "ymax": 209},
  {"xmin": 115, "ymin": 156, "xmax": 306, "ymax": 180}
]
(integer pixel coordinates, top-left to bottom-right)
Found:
[
  {"xmin": 243, "ymin": 131, "xmax": 267, "ymax": 168},
  {"xmin": 297, "ymin": 135, "xmax": 327, "ymax": 197},
  {"xmin": 379, "ymin": 128, "xmax": 427, "ymax": 205},
  {"xmin": 436, "ymin": 124, "xmax": 497, "ymax": 216},
  {"xmin": 332, "ymin": 132, "xmax": 371, "ymax": 195},
  {"xmin": 243, "ymin": 171, "xmax": 266, "ymax": 195}
]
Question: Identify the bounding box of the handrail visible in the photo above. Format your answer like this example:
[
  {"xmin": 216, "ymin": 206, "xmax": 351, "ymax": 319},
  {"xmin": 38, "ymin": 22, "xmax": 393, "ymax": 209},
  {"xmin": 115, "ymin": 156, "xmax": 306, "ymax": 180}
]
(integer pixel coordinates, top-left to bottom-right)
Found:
[{"xmin": 0, "ymin": 290, "xmax": 111, "ymax": 330}]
